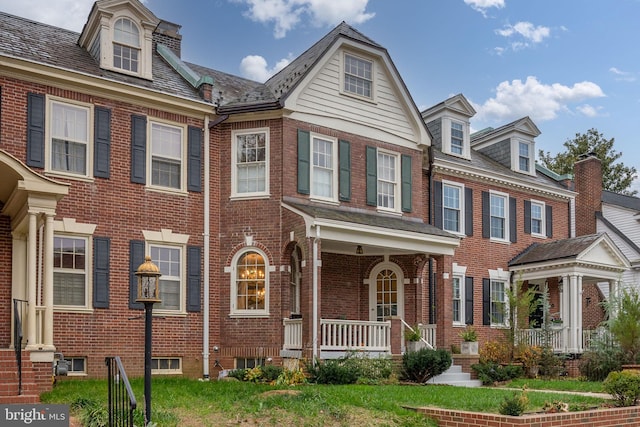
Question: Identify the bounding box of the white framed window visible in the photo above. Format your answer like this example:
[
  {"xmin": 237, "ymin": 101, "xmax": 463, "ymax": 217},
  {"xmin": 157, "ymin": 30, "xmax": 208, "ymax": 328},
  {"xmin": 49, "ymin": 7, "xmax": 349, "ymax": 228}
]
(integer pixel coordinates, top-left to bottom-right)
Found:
[
  {"xmin": 143, "ymin": 229, "xmax": 189, "ymax": 314},
  {"xmin": 518, "ymin": 141, "xmax": 530, "ymax": 172},
  {"xmin": 53, "ymin": 236, "xmax": 88, "ymax": 308},
  {"xmin": 231, "ymin": 128, "xmax": 269, "ymax": 198},
  {"xmin": 452, "ymin": 276, "xmax": 463, "ymax": 325},
  {"xmin": 289, "ymin": 248, "xmax": 302, "ymax": 315},
  {"xmin": 451, "ymin": 121, "xmax": 464, "ymax": 155},
  {"xmin": 231, "ymin": 248, "xmax": 270, "ymax": 317},
  {"xmin": 443, "ymin": 182, "xmax": 464, "ymax": 234},
  {"xmin": 113, "ymin": 17, "xmax": 140, "ymax": 73},
  {"xmin": 368, "ymin": 262, "xmax": 404, "ymax": 322},
  {"xmin": 151, "ymin": 357, "xmax": 182, "ymax": 375},
  {"xmin": 235, "ymin": 357, "xmax": 265, "ymax": 369},
  {"xmin": 149, "ymin": 121, "xmax": 185, "ymax": 191},
  {"xmin": 377, "ymin": 150, "xmax": 398, "ymax": 211},
  {"xmin": 531, "ymin": 200, "xmax": 545, "ymax": 236},
  {"xmin": 66, "ymin": 357, "xmax": 87, "ymax": 376},
  {"xmin": 311, "ymin": 134, "xmax": 338, "ymax": 201},
  {"xmin": 490, "ymin": 191, "xmax": 509, "ymax": 241},
  {"xmin": 343, "ymin": 53, "xmax": 373, "ymax": 99},
  {"xmin": 490, "ymin": 280, "xmax": 507, "ymax": 326},
  {"xmin": 47, "ymin": 99, "xmax": 92, "ymax": 178},
  {"xmin": 511, "ymin": 139, "xmax": 534, "ymax": 175}
]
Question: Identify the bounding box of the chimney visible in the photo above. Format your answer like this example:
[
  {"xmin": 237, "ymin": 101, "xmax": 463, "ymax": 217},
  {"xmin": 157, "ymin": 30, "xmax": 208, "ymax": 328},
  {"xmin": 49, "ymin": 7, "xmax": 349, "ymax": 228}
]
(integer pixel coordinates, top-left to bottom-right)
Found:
[
  {"xmin": 574, "ymin": 153, "xmax": 602, "ymax": 236},
  {"xmin": 153, "ymin": 20, "xmax": 182, "ymax": 57}
]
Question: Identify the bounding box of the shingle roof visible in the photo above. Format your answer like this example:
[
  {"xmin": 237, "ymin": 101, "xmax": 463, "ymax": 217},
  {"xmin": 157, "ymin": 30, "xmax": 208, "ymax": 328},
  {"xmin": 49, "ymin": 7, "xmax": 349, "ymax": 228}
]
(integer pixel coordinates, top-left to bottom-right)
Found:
[
  {"xmin": 0, "ymin": 11, "xmax": 209, "ymax": 102},
  {"xmin": 508, "ymin": 233, "xmax": 603, "ymax": 266},
  {"xmin": 283, "ymin": 198, "xmax": 456, "ymax": 239},
  {"xmin": 602, "ymin": 190, "xmax": 640, "ymax": 212}
]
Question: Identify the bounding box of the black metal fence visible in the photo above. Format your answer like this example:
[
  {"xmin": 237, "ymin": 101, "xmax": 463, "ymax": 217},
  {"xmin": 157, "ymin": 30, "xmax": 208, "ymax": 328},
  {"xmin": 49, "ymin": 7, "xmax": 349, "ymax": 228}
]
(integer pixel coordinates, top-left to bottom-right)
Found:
[{"xmin": 105, "ymin": 356, "xmax": 137, "ymax": 427}]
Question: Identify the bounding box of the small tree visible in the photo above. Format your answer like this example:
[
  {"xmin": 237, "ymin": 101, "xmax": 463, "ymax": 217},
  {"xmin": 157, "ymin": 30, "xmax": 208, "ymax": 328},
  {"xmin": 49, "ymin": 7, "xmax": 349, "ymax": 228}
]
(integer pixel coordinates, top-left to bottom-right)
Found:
[
  {"xmin": 502, "ymin": 277, "xmax": 538, "ymax": 360},
  {"xmin": 604, "ymin": 287, "xmax": 640, "ymax": 363}
]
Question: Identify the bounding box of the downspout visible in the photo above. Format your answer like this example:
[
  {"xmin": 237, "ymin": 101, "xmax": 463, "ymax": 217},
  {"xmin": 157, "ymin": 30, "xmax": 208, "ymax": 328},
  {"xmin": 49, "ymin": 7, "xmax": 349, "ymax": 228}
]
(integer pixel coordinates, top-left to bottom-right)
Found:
[
  {"xmin": 202, "ymin": 115, "xmax": 210, "ymax": 380},
  {"xmin": 312, "ymin": 226, "xmax": 320, "ymax": 363},
  {"xmin": 426, "ymin": 145, "xmax": 435, "ymax": 324}
]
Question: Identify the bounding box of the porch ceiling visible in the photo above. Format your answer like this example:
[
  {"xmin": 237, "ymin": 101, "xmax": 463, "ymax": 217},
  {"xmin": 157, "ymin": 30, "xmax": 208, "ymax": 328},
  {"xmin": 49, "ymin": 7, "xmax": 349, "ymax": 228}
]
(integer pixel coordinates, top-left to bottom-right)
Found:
[
  {"xmin": 282, "ymin": 198, "xmax": 460, "ymax": 256},
  {"xmin": 509, "ymin": 232, "xmax": 629, "ymax": 282}
]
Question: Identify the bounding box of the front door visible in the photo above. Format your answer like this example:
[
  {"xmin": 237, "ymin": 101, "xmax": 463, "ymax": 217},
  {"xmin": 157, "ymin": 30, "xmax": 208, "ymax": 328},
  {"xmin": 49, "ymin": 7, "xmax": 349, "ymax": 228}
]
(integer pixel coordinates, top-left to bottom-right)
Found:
[{"xmin": 369, "ymin": 263, "xmax": 404, "ymax": 321}]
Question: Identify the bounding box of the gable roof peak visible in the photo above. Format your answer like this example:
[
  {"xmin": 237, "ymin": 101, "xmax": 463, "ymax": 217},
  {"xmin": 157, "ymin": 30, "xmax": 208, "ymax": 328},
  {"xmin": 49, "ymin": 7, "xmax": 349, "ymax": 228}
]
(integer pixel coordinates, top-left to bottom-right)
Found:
[{"xmin": 421, "ymin": 93, "xmax": 476, "ymax": 120}]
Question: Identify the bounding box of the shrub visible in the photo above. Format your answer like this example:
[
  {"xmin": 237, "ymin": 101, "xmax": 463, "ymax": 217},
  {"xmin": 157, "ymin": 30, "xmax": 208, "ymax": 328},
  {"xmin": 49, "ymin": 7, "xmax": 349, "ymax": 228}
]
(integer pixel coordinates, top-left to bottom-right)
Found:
[
  {"xmin": 227, "ymin": 368, "xmax": 248, "ymax": 381},
  {"xmin": 498, "ymin": 389, "xmax": 528, "ymax": 416},
  {"xmin": 479, "ymin": 340, "xmax": 510, "ymax": 364},
  {"xmin": 603, "ymin": 369, "xmax": 640, "ymax": 407},
  {"xmin": 537, "ymin": 347, "xmax": 565, "ymax": 378},
  {"xmin": 471, "ymin": 362, "xmax": 523, "ymax": 385},
  {"xmin": 275, "ymin": 368, "xmax": 307, "ymax": 386},
  {"xmin": 579, "ymin": 341, "xmax": 623, "ymax": 381},
  {"xmin": 307, "ymin": 353, "xmax": 393, "ymax": 385},
  {"xmin": 261, "ymin": 365, "xmax": 284, "ymax": 382},
  {"xmin": 401, "ymin": 348, "xmax": 451, "ymax": 383},
  {"xmin": 459, "ymin": 325, "xmax": 478, "ymax": 342},
  {"xmin": 515, "ymin": 345, "xmax": 542, "ymax": 377}
]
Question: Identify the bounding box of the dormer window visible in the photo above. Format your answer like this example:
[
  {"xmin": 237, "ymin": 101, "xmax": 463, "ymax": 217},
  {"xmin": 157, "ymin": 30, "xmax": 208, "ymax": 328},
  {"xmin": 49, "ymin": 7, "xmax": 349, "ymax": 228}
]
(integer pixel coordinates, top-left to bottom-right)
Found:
[
  {"xmin": 442, "ymin": 117, "xmax": 470, "ymax": 159},
  {"xmin": 512, "ymin": 139, "xmax": 535, "ymax": 175},
  {"xmin": 451, "ymin": 122, "xmax": 464, "ymax": 155},
  {"xmin": 344, "ymin": 54, "xmax": 373, "ymax": 99},
  {"xmin": 113, "ymin": 18, "xmax": 140, "ymax": 73}
]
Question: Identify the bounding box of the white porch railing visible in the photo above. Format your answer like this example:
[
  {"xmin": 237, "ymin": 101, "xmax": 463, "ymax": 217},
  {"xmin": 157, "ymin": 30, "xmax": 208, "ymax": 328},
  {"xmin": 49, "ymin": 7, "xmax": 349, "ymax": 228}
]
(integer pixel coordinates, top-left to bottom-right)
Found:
[
  {"xmin": 35, "ymin": 306, "xmax": 45, "ymax": 347},
  {"xmin": 283, "ymin": 318, "xmax": 303, "ymax": 350},
  {"xmin": 418, "ymin": 324, "xmax": 437, "ymax": 349},
  {"xmin": 517, "ymin": 327, "xmax": 565, "ymax": 352},
  {"xmin": 320, "ymin": 319, "xmax": 390, "ymax": 352}
]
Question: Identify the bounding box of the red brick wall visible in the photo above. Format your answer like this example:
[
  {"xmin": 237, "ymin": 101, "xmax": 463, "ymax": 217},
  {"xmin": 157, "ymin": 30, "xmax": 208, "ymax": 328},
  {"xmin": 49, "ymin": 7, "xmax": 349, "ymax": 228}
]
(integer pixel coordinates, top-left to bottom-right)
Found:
[
  {"xmin": 417, "ymin": 406, "xmax": 640, "ymax": 427},
  {"xmin": 0, "ymin": 76, "xmax": 207, "ymax": 379}
]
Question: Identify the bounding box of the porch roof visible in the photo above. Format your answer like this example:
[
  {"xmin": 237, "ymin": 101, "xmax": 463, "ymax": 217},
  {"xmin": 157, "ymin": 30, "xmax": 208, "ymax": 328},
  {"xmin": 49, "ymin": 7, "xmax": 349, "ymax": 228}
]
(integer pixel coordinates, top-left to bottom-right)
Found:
[
  {"xmin": 508, "ymin": 233, "xmax": 630, "ymax": 281},
  {"xmin": 282, "ymin": 198, "xmax": 460, "ymax": 256}
]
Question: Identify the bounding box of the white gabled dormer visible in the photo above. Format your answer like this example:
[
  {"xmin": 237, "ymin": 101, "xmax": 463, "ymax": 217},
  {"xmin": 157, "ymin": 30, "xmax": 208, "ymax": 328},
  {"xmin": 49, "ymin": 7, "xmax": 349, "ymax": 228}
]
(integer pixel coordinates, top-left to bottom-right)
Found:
[
  {"xmin": 421, "ymin": 94, "xmax": 476, "ymax": 160},
  {"xmin": 78, "ymin": 0, "xmax": 159, "ymax": 80},
  {"xmin": 471, "ymin": 117, "xmax": 541, "ymax": 176}
]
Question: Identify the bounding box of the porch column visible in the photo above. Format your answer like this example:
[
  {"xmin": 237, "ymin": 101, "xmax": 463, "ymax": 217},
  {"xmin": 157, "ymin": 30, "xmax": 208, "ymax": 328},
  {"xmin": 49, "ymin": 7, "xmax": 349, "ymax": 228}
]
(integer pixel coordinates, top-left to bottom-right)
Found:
[
  {"xmin": 609, "ymin": 279, "xmax": 619, "ymax": 318},
  {"xmin": 568, "ymin": 273, "xmax": 581, "ymax": 353},
  {"xmin": 577, "ymin": 275, "xmax": 584, "ymax": 352},
  {"xmin": 25, "ymin": 211, "xmax": 38, "ymax": 351},
  {"xmin": 42, "ymin": 213, "xmax": 55, "ymax": 350},
  {"xmin": 561, "ymin": 275, "xmax": 569, "ymax": 352}
]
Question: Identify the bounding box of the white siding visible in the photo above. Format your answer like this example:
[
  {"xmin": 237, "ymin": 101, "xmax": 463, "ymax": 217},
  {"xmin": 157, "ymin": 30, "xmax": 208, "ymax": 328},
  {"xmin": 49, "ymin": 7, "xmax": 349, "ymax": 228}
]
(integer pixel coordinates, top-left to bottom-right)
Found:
[
  {"xmin": 599, "ymin": 203, "xmax": 640, "ymax": 289},
  {"xmin": 295, "ymin": 49, "xmax": 418, "ymax": 145}
]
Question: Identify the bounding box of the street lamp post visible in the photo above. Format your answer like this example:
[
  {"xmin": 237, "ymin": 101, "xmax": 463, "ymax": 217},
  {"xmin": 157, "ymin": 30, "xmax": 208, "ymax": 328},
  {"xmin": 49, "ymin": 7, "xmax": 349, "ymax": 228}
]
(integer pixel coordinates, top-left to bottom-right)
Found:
[{"xmin": 135, "ymin": 256, "xmax": 162, "ymax": 426}]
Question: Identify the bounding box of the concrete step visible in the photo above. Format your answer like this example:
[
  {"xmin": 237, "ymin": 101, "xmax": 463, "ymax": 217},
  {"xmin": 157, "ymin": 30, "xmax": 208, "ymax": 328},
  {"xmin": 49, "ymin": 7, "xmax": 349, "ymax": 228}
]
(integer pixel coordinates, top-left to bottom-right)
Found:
[{"xmin": 427, "ymin": 364, "xmax": 482, "ymax": 387}]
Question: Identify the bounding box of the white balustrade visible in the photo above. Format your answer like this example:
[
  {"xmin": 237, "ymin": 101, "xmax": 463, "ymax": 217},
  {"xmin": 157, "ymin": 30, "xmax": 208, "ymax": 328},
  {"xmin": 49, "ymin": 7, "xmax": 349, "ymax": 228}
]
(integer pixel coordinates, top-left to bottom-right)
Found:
[{"xmin": 320, "ymin": 319, "xmax": 390, "ymax": 352}]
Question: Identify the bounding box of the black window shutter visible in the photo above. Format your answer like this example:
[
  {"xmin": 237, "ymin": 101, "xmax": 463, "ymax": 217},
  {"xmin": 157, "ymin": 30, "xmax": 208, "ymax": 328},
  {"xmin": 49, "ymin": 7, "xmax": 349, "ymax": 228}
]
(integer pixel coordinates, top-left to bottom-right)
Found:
[
  {"xmin": 129, "ymin": 240, "xmax": 145, "ymax": 309},
  {"xmin": 482, "ymin": 191, "xmax": 490, "ymax": 238},
  {"xmin": 93, "ymin": 237, "xmax": 110, "ymax": 308},
  {"xmin": 465, "ymin": 277, "xmax": 474, "ymax": 325},
  {"xmin": 433, "ymin": 181, "xmax": 443, "ymax": 229},
  {"xmin": 524, "ymin": 200, "xmax": 532, "ymax": 234},
  {"xmin": 131, "ymin": 115, "xmax": 147, "ymax": 184},
  {"xmin": 465, "ymin": 187, "xmax": 474, "ymax": 236},
  {"xmin": 509, "ymin": 197, "xmax": 517, "ymax": 243},
  {"xmin": 338, "ymin": 139, "xmax": 351, "ymax": 201},
  {"xmin": 187, "ymin": 245, "xmax": 202, "ymax": 312},
  {"xmin": 546, "ymin": 205, "xmax": 553, "ymax": 237},
  {"xmin": 401, "ymin": 154, "xmax": 412, "ymax": 212},
  {"xmin": 297, "ymin": 130, "xmax": 310, "ymax": 194},
  {"xmin": 482, "ymin": 278, "xmax": 491, "ymax": 325},
  {"xmin": 26, "ymin": 92, "xmax": 45, "ymax": 168},
  {"xmin": 187, "ymin": 125, "xmax": 202, "ymax": 192},
  {"xmin": 366, "ymin": 146, "xmax": 377, "ymax": 206},
  {"xmin": 94, "ymin": 106, "xmax": 111, "ymax": 179}
]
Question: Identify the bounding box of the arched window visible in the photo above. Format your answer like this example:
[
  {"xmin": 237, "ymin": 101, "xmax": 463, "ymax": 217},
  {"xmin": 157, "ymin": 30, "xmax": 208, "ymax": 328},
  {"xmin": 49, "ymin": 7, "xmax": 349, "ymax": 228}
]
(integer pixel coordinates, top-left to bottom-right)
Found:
[
  {"xmin": 113, "ymin": 18, "xmax": 140, "ymax": 72},
  {"xmin": 289, "ymin": 247, "xmax": 302, "ymax": 315},
  {"xmin": 232, "ymin": 249, "xmax": 269, "ymax": 315},
  {"xmin": 368, "ymin": 263, "xmax": 404, "ymax": 321}
]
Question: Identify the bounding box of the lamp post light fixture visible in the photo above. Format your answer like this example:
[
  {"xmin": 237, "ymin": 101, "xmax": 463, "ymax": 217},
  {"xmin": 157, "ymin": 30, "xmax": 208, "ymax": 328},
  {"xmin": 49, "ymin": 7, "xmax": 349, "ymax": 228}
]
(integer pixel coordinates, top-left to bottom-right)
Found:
[{"xmin": 135, "ymin": 256, "xmax": 162, "ymax": 426}]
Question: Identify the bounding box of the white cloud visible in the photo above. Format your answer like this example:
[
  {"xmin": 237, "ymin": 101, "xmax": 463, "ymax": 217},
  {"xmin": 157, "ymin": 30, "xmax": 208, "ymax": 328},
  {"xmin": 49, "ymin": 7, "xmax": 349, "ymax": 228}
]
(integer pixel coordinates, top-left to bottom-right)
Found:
[
  {"xmin": 576, "ymin": 104, "xmax": 601, "ymax": 117},
  {"xmin": 236, "ymin": 0, "xmax": 374, "ymax": 39},
  {"xmin": 609, "ymin": 67, "xmax": 636, "ymax": 82},
  {"xmin": 464, "ymin": 0, "xmax": 505, "ymax": 17},
  {"xmin": 239, "ymin": 54, "xmax": 291, "ymax": 82},
  {"xmin": 473, "ymin": 76, "xmax": 605, "ymax": 123},
  {"xmin": 0, "ymin": 0, "xmax": 96, "ymax": 32},
  {"xmin": 495, "ymin": 22, "xmax": 551, "ymax": 52}
]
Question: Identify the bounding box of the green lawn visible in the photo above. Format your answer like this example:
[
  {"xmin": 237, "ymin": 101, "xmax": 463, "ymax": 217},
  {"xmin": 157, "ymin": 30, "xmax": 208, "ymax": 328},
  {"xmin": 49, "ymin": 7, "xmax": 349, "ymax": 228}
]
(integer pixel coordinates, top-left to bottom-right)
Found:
[
  {"xmin": 41, "ymin": 377, "xmax": 608, "ymax": 427},
  {"xmin": 505, "ymin": 378, "xmax": 606, "ymax": 394}
]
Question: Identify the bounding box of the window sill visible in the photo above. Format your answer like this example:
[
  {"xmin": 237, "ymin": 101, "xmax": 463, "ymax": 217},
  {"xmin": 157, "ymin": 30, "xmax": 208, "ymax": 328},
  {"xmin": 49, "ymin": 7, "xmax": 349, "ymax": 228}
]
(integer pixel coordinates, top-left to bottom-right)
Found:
[
  {"xmin": 53, "ymin": 307, "xmax": 94, "ymax": 314},
  {"xmin": 229, "ymin": 312, "xmax": 270, "ymax": 319},
  {"xmin": 153, "ymin": 311, "xmax": 187, "ymax": 318},
  {"xmin": 532, "ymin": 233, "xmax": 547, "ymax": 239},
  {"xmin": 45, "ymin": 171, "xmax": 94, "ymax": 183},
  {"xmin": 489, "ymin": 238, "xmax": 511, "ymax": 245},
  {"xmin": 376, "ymin": 208, "xmax": 402, "ymax": 217},
  {"xmin": 145, "ymin": 186, "xmax": 188, "ymax": 197},
  {"xmin": 309, "ymin": 197, "xmax": 339, "ymax": 206},
  {"xmin": 229, "ymin": 193, "xmax": 271, "ymax": 201}
]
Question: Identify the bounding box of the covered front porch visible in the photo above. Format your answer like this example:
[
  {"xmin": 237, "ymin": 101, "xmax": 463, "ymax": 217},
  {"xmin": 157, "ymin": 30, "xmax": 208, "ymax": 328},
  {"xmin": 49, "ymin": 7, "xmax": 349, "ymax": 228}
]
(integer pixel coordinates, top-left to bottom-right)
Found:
[
  {"xmin": 281, "ymin": 199, "xmax": 459, "ymax": 361},
  {"xmin": 509, "ymin": 233, "xmax": 629, "ymax": 354}
]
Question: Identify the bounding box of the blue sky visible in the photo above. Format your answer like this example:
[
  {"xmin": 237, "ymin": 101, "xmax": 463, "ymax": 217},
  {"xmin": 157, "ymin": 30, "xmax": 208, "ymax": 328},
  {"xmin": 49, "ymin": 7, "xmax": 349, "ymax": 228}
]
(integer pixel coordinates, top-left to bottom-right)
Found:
[{"xmin": 3, "ymin": 0, "xmax": 640, "ymax": 188}]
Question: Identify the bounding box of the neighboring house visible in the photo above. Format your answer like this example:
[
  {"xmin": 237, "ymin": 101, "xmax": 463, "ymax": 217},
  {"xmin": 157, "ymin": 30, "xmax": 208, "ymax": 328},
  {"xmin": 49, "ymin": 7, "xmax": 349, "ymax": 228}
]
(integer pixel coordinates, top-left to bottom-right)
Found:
[{"xmin": 422, "ymin": 95, "xmax": 629, "ymax": 356}]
